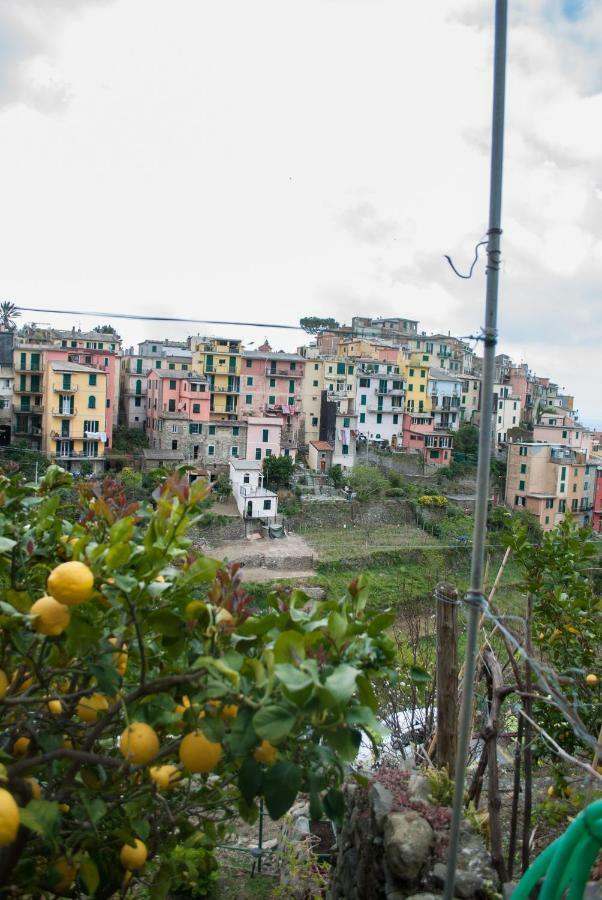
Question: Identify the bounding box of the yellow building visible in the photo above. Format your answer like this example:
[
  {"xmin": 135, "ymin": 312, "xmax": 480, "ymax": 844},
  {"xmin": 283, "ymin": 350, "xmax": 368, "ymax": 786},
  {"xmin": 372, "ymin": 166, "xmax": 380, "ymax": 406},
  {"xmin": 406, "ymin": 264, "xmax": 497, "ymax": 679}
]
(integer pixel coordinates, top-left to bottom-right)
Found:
[
  {"xmin": 43, "ymin": 361, "xmax": 108, "ymax": 474},
  {"xmin": 301, "ymin": 356, "xmax": 357, "ymax": 445},
  {"xmin": 191, "ymin": 337, "xmax": 242, "ymax": 421},
  {"xmin": 401, "ymin": 351, "xmax": 432, "ymax": 415}
]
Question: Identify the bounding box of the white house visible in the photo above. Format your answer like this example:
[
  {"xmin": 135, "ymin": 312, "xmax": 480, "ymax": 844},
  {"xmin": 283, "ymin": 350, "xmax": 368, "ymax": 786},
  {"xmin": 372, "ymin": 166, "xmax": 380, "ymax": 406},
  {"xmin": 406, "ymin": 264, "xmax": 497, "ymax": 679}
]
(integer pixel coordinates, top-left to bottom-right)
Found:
[
  {"xmin": 229, "ymin": 459, "xmax": 279, "ymax": 520},
  {"xmin": 355, "ymin": 361, "xmax": 404, "ymax": 447},
  {"xmin": 494, "ymin": 383, "xmax": 522, "ymax": 446},
  {"xmin": 428, "ymin": 367, "xmax": 463, "ymax": 432}
]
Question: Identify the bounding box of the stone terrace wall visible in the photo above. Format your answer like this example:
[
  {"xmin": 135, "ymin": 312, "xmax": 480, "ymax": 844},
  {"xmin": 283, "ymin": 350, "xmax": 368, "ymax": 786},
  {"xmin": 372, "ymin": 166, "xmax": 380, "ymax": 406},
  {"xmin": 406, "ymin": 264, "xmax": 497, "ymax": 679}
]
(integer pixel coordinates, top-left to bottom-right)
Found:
[
  {"xmin": 330, "ymin": 768, "xmax": 498, "ymax": 900},
  {"xmin": 289, "ymin": 499, "xmax": 415, "ymax": 531}
]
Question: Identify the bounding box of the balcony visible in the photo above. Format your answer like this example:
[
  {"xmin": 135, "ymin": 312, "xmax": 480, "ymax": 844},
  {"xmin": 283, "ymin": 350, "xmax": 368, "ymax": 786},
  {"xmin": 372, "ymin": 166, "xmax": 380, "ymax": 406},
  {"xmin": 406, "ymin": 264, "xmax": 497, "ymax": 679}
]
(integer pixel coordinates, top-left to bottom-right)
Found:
[
  {"xmin": 14, "ymin": 426, "xmax": 42, "ymax": 437},
  {"xmin": 375, "ymin": 387, "xmax": 404, "ymax": 396},
  {"xmin": 160, "ymin": 409, "xmax": 190, "ymax": 420},
  {"xmin": 239, "ymin": 485, "xmax": 274, "ymax": 498},
  {"xmin": 14, "ymin": 365, "xmax": 42, "ymax": 374},
  {"xmin": 13, "ymin": 386, "xmax": 43, "ymax": 395},
  {"xmin": 266, "ymin": 368, "xmax": 303, "ymax": 378},
  {"xmin": 15, "ymin": 404, "xmax": 44, "ymax": 415},
  {"xmin": 52, "ymin": 408, "xmax": 77, "ymax": 417},
  {"xmin": 212, "ymin": 385, "xmax": 240, "ymax": 393},
  {"xmin": 327, "ymin": 390, "xmax": 348, "ymax": 401},
  {"xmin": 53, "ymin": 384, "xmax": 78, "ymax": 393}
]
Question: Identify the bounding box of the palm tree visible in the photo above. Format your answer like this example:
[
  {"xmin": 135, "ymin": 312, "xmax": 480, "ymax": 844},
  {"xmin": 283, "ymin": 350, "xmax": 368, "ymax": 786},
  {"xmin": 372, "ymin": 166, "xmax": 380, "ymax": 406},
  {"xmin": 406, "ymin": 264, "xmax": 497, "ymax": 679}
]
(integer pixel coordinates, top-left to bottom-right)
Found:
[{"xmin": 0, "ymin": 302, "xmax": 20, "ymax": 332}]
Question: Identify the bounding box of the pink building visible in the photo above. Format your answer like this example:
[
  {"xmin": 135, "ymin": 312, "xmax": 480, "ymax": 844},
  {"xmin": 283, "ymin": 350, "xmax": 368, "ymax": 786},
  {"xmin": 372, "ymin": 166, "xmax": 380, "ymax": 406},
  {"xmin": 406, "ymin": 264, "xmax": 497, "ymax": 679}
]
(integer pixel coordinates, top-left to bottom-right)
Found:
[
  {"xmin": 146, "ymin": 371, "xmax": 210, "ymax": 453},
  {"xmin": 245, "ymin": 416, "xmax": 284, "ymax": 462},
  {"xmin": 592, "ymin": 467, "xmax": 602, "ymax": 534},
  {"xmin": 508, "ymin": 364, "xmax": 529, "ymax": 409},
  {"xmin": 240, "ymin": 343, "xmax": 305, "ymax": 458},
  {"xmin": 401, "ymin": 412, "xmax": 452, "ymax": 467},
  {"xmin": 533, "ymin": 414, "xmax": 593, "ymax": 457}
]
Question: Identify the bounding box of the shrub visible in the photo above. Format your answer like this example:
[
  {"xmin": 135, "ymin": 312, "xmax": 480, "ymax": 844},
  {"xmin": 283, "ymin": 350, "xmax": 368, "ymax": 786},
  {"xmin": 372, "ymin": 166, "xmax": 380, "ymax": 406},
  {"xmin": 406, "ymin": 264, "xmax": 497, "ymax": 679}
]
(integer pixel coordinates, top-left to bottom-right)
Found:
[
  {"xmin": 0, "ymin": 466, "xmax": 395, "ymax": 895},
  {"xmin": 347, "ymin": 465, "xmax": 389, "ymax": 502},
  {"xmin": 417, "ymin": 495, "xmax": 447, "ymax": 508}
]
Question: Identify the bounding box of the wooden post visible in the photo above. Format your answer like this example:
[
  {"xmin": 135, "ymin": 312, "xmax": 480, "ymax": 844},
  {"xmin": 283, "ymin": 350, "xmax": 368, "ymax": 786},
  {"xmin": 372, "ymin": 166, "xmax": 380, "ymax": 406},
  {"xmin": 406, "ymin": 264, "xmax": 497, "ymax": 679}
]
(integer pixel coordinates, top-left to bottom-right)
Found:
[{"xmin": 435, "ymin": 582, "xmax": 458, "ymax": 776}]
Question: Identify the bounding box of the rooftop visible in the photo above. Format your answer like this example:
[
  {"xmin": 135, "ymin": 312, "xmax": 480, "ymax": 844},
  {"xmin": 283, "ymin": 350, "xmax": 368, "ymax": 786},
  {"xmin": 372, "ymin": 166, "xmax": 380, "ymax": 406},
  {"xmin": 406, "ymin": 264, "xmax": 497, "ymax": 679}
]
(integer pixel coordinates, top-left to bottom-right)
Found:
[
  {"xmin": 243, "ymin": 350, "xmax": 305, "ymax": 362},
  {"xmin": 51, "ymin": 361, "xmax": 105, "ymax": 374},
  {"xmin": 152, "ymin": 371, "xmax": 207, "ymax": 381},
  {"xmin": 229, "ymin": 458, "xmax": 263, "ymax": 471},
  {"xmin": 310, "ymin": 441, "xmax": 334, "ymax": 451},
  {"xmin": 428, "ymin": 367, "xmax": 464, "ymax": 382}
]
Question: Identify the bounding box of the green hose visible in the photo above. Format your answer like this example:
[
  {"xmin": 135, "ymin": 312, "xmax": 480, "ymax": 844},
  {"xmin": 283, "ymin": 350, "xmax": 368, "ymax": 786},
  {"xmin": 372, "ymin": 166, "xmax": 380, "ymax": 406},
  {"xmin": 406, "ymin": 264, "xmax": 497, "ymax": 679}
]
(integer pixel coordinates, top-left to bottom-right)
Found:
[{"xmin": 511, "ymin": 799, "xmax": 602, "ymax": 900}]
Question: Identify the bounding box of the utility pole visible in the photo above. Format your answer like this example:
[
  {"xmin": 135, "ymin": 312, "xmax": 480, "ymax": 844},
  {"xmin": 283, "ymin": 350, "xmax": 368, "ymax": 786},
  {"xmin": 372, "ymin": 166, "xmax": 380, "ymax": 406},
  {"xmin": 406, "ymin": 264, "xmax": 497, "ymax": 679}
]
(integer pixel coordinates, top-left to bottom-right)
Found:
[{"xmin": 443, "ymin": 2, "xmax": 507, "ymax": 898}]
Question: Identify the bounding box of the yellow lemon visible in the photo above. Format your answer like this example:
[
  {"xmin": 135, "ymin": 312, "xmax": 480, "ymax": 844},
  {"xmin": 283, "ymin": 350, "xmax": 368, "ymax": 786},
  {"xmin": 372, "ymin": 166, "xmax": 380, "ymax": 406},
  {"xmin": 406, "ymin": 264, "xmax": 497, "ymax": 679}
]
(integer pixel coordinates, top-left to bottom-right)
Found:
[
  {"xmin": 0, "ymin": 789, "xmax": 19, "ymax": 847},
  {"xmin": 547, "ymin": 785, "xmax": 556, "ymax": 798},
  {"xmin": 52, "ymin": 857, "xmax": 77, "ymax": 893},
  {"xmin": 155, "ymin": 575, "xmax": 165, "ymax": 583},
  {"xmin": 179, "ymin": 731, "xmax": 222, "ymax": 774},
  {"xmin": 59, "ymin": 803, "xmax": 70, "ymax": 814},
  {"xmin": 254, "ymin": 740, "xmax": 278, "ymax": 765},
  {"xmin": 120, "ymin": 838, "xmax": 148, "ymax": 870},
  {"xmin": 149, "ymin": 765, "xmax": 181, "ymax": 791},
  {"xmin": 0, "ymin": 670, "xmax": 8, "ymax": 700},
  {"xmin": 47, "ymin": 561, "xmax": 94, "ymax": 606},
  {"xmin": 47, "ymin": 699, "xmax": 63, "ymax": 716},
  {"xmin": 109, "ymin": 638, "xmax": 128, "ymax": 676},
  {"xmin": 24, "ymin": 778, "xmax": 41, "ymax": 801},
  {"xmin": 119, "ymin": 723, "xmax": 160, "ymax": 765},
  {"xmin": 13, "ymin": 736, "xmax": 31, "ymax": 756},
  {"xmin": 30, "ymin": 596, "xmax": 70, "ymax": 637},
  {"xmin": 585, "ymin": 673, "xmax": 599, "ymax": 686},
  {"xmin": 62, "ymin": 736, "xmax": 74, "ymax": 750},
  {"xmin": 185, "ymin": 600, "xmax": 206, "ymax": 619},
  {"xmin": 221, "ymin": 704, "xmax": 238, "ymax": 721},
  {"xmin": 76, "ymin": 693, "xmax": 109, "ymax": 723},
  {"xmin": 10, "ymin": 672, "xmax": 33, "ymax": 693}
]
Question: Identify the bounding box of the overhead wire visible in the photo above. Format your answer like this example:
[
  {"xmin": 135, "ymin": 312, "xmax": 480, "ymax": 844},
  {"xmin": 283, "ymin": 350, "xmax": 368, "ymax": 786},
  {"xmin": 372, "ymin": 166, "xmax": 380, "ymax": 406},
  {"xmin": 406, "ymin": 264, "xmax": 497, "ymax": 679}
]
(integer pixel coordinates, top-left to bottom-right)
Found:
[{"xmin": 15, "ymin": 307, "xmax": 305, "ymax": 331}]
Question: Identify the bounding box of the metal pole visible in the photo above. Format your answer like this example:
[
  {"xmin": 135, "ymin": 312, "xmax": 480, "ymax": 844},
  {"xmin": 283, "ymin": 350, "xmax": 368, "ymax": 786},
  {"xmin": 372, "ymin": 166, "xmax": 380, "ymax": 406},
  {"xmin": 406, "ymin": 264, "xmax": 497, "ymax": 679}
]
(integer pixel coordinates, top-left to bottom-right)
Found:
[{"xmin": 443, "ymin": 2, "xmax": 507, "ymax": 898}]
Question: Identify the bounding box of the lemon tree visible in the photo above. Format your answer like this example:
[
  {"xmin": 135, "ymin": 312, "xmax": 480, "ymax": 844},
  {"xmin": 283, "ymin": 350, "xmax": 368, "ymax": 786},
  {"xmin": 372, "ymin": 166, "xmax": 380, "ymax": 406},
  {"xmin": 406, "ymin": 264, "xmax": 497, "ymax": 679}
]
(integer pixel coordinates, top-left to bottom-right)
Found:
[{"xmin": 0, "ymin": 466, "xmax": 395, "ymax": 897}]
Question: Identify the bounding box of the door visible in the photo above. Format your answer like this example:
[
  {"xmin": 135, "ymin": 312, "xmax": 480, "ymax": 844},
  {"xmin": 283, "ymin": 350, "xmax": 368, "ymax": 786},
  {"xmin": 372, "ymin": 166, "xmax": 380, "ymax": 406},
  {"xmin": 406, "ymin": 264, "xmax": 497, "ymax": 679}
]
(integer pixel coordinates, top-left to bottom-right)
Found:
[
  {"xmin": 246, "ymin": 501, "xmax": 253, "ymax": 517},
  {"xmin": 320, "ymin": 458, "xmax": 326, "ymax": 473}
]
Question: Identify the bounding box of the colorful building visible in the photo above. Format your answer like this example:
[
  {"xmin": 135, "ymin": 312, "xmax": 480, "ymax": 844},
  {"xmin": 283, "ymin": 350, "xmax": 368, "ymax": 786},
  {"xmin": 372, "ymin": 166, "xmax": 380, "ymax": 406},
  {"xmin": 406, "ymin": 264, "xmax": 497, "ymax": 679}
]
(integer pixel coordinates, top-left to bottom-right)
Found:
[
  {"xmin": 493, "ymin": 383, "xmax": 522, "ymax": 446},
  {"xmin": 400, "ymin": 412, "xmax": 452, "ymax": 467},
  {"xmin": 146, "ymin": 370, "xmax": 211, "ymax": 458},
  {"xmin": 245, "ymin": 416, "xmax": 283, "ymax": 462},
  {"xmin": 593, "ymin": 466, "xmax": 602, "ymax": 534},
  {"xmin": 42, "ymin": 361, "xmax": 108, "ymax": 474},
  {"xmin": 505, "ymin": 443, "xmax": 596, "ymax": 531},
  {"xmin": 401, "ymin": 351, "xmax": 431, "ymax": 416},
  {"xmin": 355, "ymin": 361, "xmax": 404, "ymax": 446},
  {"xmin": 240, "ymin": 343, "xmax": 304, "ymax": 457},
  {"xmin": 461, "ymin": 375, "xmax": 481, "ymax": 424},
  {"xmin": 120, "ymin": 340, "xmax": 192, "ymax": 429},
  {"xmin": 191, "ymin": 337, "xmax": 242, "ymax": 421},
  {"xmin": 428, "ymin": 367, "xmax": 462, "ymax": 432}
]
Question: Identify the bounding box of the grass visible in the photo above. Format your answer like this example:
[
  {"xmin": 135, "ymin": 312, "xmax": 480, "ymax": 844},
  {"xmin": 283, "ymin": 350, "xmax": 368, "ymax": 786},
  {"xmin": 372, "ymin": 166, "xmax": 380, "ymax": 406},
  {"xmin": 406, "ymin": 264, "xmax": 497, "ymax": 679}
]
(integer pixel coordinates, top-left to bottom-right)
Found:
[
  {"xmin": 302, "ymin": 523, "xmax": 440, "ymax": 562},
  {"xmin": 211, "ymin": 858, "xmax": 275, "ymax": 899}
]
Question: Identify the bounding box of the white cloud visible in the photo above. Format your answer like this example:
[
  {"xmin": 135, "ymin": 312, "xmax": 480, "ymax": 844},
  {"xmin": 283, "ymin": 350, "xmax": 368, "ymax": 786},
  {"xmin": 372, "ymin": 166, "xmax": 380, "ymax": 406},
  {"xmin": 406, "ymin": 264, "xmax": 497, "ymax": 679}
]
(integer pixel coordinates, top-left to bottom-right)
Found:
[{"xmin": 0, "ymin": 0, "xmax": 600, "ymax": 422}]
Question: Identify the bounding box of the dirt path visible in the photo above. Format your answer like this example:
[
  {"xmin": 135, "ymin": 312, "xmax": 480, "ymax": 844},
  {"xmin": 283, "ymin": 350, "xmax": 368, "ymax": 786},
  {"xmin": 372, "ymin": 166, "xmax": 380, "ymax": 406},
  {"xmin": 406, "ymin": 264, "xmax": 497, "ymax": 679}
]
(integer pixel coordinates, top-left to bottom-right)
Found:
[{"xmin": 240, "ymin": 567, "xmax": 317, "ymax": 583}]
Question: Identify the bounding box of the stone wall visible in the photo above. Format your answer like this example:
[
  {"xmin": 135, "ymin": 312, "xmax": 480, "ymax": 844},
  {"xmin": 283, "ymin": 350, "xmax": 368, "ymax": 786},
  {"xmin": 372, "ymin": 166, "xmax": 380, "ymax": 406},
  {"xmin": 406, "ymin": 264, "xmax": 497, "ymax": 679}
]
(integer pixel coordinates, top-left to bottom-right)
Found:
[
  {"xmin": 329, "ymin": 768, "xmax": 498, "ymax": 900},
  {"xmin": 289, "ymin": 499, "xmax": 415, "ymax": 531}
]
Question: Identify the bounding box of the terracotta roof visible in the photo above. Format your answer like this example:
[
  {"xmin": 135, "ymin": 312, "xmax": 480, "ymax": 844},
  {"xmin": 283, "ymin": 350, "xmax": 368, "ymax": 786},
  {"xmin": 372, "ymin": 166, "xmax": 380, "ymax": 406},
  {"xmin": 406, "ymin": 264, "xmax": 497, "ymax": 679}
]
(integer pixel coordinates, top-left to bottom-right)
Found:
[{"xmin": 310, "ymin": 441, "xmax": 333, "ymax": 451}]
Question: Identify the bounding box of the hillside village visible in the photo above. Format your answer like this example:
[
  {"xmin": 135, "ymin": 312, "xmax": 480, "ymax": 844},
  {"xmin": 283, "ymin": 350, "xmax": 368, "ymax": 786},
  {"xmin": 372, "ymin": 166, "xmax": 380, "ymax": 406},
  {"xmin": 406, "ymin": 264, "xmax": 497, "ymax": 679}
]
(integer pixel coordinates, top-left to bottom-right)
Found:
[{"xmin": 1, "ymin": 314, "xmax": 600, "ymax": 535}]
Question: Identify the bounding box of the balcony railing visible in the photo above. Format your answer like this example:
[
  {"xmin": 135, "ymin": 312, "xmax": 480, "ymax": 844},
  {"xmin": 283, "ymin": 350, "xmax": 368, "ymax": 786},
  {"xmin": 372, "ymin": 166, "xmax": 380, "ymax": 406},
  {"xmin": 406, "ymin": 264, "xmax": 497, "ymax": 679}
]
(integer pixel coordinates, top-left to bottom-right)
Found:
[
  {"xmin": 16, "ymin": 404, "xmax": 44, "ymax": 414},
  {"xmin": 14, "ymin": 426, "xmax": 42, "ymax": 436},
  {"xmin": 52, "ymin": 408, "xmax": 77, "ymax": 417},
  {"xmin": 266, "ymin": 368, "xmax": 303, "ymax": 378},
  {"xmin": 13, "ymin": 387, "xmax": 42, "ymax": 395},
  {"xmin": 375, "ymin": 387, "xmax": 404, "ymax": 396},
  {"xmin": 14, "ymin": 366, "xmax": 42, "ymax": 374},
  {"xmin": 239, "ymin": 485, "xmax": 272, "ymax": 498},
  {"xmin": 212, "ymin": 385, "xmax": 240, "ymax": 393},
  {"xmin": 53, "ymin": 384, "xmax": 79, "ymax": 393}
]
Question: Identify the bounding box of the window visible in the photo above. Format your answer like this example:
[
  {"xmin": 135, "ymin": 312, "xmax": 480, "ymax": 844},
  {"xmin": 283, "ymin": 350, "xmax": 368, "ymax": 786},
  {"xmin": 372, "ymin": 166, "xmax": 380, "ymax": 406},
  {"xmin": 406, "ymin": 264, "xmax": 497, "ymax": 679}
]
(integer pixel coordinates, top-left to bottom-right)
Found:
[
  {"xmin": 409, "ymin": 384, "xmax": 414, "ymax": 392},
  {"xmin": 519, "ymin": 480, "xmax": 525, "ymax": 491},
  {"xmin": 359, "ymin": 378, "xmax": 370, "ymax": 388},
  {"xmin": 343, "ymin": 417, "xmax": 350, "ymax": 427},
  {"xmin": 519, "ymin": 446, "xmax": 528, "ymax": 456},
  {"xmin": 558, "ymin": 500, "xmax": 566, "ymax": 513},
  {"xmin": 134, "ymin": 397, "xmax": 141, "ymax": 407},
  {"xmin": 208, "ymin": 445, "xmax": 215, "ymax": 456},
  {"xmin": 182, "ymin": 364, "xmax": 188, "ymax": 371},
  {"xmin": 106, "ymin": 398, "xmax": 110, "ymax": 408},
  {"xmin": 561, "ymin": 466, "xmax": 566, "ymax": 480},
  {"xmin": 263, "ymin": 499, "xmax": 272, "ymax": 510},
  {"xmin": 269, "ymin": 378, "xmax": 276, "ymax": 388},
  {"xmin": 269, "ymin": 395, "xmax": 276, "ymax": 405},
  {"xmin": 243, "ymin": 473, "xmax": 250, "ymax": 484},
  {"xmin": 430, "ymin": 449, "xmax": 440, "ymax": 459},
  {"xmin": 169, "ymin": 363, "xmax": 175, "ymax": 370},
  {"xmin": 232, "ymin": 425, "xmax": 239, "ymax": 436},
  {"xmin": 255, "ymin": 448, "xmax": 261, "ymax": 460},
  {"xmin": 246, "ymin": 377, "xmax": 254, "ymax": 386},
  {"xmin": 155, "ymin": 360, "xmax": 161, "ymax": 369},
  {"xmin": 342, "ymin": 444, "xmax": 349, "ymax": 455},
  {"xmin": 560, "ymin": 483, "xmax": 565, "ymax": 493},
  {"xmin": 266, "ymin": 448, "xmax": 272, "ymax": 457},
  {"xmin": 393, "ymin": 414, "xmax": 398, "ymax": 425},
  {"xmin": 208, "ymin": 425, "xmax": 216, "ymax": 435},
  {"xmin": 419, "ymin": 385, "xmax": 425, "ymax": 392},
  {"xmin": 409, "ymin": 368, "xmax": 414, "ymax": 377},
  {"xmin": 262, "ymin": 429, "xmax": 269, "ymax": 442},
  {"xmin": 573, "ymin": 483, "xmax": 577, "ymax": 492},
  {"xmin": 89, "ymin": 373, "xmax": 97, "ymax": 386},
  {"xmin": 336, "ymin": 363, "xmax": 345, "ymax": 374},
  {"xmin": 245, "ymin": 394, "xmax": 252, "ymax": 404},
  {"xmin": 88, "ymin": 396, "xmax": 96, "ymax": 409},
  {"xmin": 571, "ymin": 498, "xmax": 578, "ymax": 512},
  {"xmin": 376, "ymin": 413, "xmax": 382, "ymax": 424},
  {"xmin": 359, "ymin": 412, "xmax": 366, "ymax": 423},
  {"xmin": 62, "ymin": 374, "xmax": 72, "ymax": 390},
  {"xmin": 168, "ymin": 399, "xmax": 176, "ymax": 412},
  {"xmin": 169, "ymin": 379, "xmax": 177, "ymax": 390},
  {"xmin": 231, "ymin": 446, "xmax": 238, "ymax": 457},
  {"xmin": 289, "ymin": 380, "xmax": 295, "ymax": 393},
  {"xmin": 135, "ymin": 379, "xmax": 142, "ymax": 395},
  {"xmin": 498, "ymin": 416, "xmax": 502, "ymax": 424},
  {"xmin": 545, "ymin": 516, "xmax": 549, "ymax": 525},
  {"xmin": 348, "ymin": 366, "xmax": 354, "ymax": 375},
  {"xmin": 360, "ymin": 395, "xmax": 367, "ymax": 406},
  {"xmin": 420, "ymin": 370, "xmax": 426, "ymax": 378},
  {"xmin": 189, "ymin": 423, "xmax": 201, "ymax": 434},
  {"xmin": 288, "ymin": 396, "xmax": 294, "ymax": 405},
  {"xmin": 193, "ymin": 403, "xmax": 200, "ymax": 413},
  {"xmin": 546, "ymin": 498, "xmax": 554, "ymax": 509},
  {"xmin": 311, "ymin": 417, "xmax": 318, "ymax": 426},
  {"xmin": 61, "ymin": 420, "xmax": 70, "ymax": 438},
  {"xmin": 520, "ymin": 463, "xmax": 527, "ymax": 474},
  {"xmin": 171, "ymin": 440, "xmax": 178, "ymax": 450},
  {"xmin": 515, "ymin": 496, "xmax": 525, "ymax": 507}
]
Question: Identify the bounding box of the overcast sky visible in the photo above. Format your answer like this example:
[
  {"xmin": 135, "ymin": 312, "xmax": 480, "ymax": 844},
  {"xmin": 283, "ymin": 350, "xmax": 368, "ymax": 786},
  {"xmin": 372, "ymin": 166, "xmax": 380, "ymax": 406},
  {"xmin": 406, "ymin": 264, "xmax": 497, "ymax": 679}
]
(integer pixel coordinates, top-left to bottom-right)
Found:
[{"xmin": 0, "ymin": 0, "xmax": 600, "ymax": 425}]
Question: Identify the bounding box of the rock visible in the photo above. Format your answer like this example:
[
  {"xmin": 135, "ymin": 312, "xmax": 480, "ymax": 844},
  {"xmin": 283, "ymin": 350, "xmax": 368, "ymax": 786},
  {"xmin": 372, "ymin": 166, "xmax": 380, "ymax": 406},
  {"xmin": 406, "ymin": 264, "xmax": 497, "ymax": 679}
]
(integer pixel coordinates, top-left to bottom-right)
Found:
[
  {"xmin": 406, "ymin": 894, "xmax": 444, "ymax": 900},
  {"xmin": 408, "ymin": 773, "xmax": 431, "ymax": 804},
  {"xmin": 370, "ymin": 781, "xmax": 394, "ymax": 825},
  {"xmin": 432, "ymin": 862, "xmax": 494, "ymax": 899},
  {"xmin": 383, "ymin": 811, "xmax": 434, "ymax": 883},
  {"xmin": 293, "ymin": 815, "xmax": 310, "ymax": 840},
  {"xmin": 263, "ymin": 838, "xmax": 278, "ymax": 850}
]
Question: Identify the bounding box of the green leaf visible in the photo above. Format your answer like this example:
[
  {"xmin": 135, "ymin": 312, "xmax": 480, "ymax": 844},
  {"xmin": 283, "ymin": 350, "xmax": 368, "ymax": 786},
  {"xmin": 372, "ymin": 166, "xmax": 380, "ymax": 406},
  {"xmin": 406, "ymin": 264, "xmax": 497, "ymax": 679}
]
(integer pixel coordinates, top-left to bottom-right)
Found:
[
  {"xmin": 262, "ymin": 761, "xmax": 301, "ymax": 819},
  {"xmin": 19, "ymin": 800, "xmax": 60, "ymax": 839},
  {"xmin": 0, "ymin": 536, "xmax": 16, "ymax": 553},
  {"xmin": 409, "ymin": 665, "xmax": 432, "ymax": 684},
  {"xmin": 253, "ymin": 705, "xmax": 296, "ymax": 742},
  {"xmin": 238, "ymin": 757, "xmax": 263, "ymax": 804},
  {"xmin": 323, "ymin": 787, "xmax": 345, "ymax": 828},
  {"xmin": 105, "ymin": 543, "xmax": 133, "ymax": 569},
  {"xmin": 325, "ymin": 726, "xmax": 362, "ymax": 762},
  {"xmin": 179, "ymin": 556, "xmax": 221, "ymax": 587},
  {"xmin": 82, "ymin": 796, "xmax": 107, "ymax": 826},
  {"xmin": 149, "ymin": 864, "xmax": 172, "ymax": 900},
  {"xmin": 112, "ymin": 573, "xmax": 138, "ymax": 594},
  {"xmin": 238, "ymin": 797, "xmax": 259, "ymax": 825},
  {"xmin": 367, "ymin": 611, "xmax": 396, "ymax": 636},
  {"xmin": 236, "ymin": 613, "xmax": 280, "ymax": 637},
  {"xmin": 148, "ymin": 610, "xmax": 182, "ymax": 637},
  {"xmin": 273, "ymin": 630, "xmax": 306, "ymax": 664},
  {"xmin": 225, "ymin": 707, "xmax": 258, "ymax": 757},
  {"xmin": 356, "ymin": 674, "xmax": 378, "ymax": 712},
  {"xmin": 322, "ymin": 664, "xmax": 360, "ymax": 706},
  {"xmin": 109, "ymin": 518, "xmax": 134, "ymax": 545},
  {"xmin": 79, "ymin": 857, "xmax": 100, "ymax": 895},
  {"xmin": 274, "ymin": 663, "xmax": 314, "ymax": 693},
  {"xmin": 328, "ymin": 610, "xmax": 347, "ymax": 645}
]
